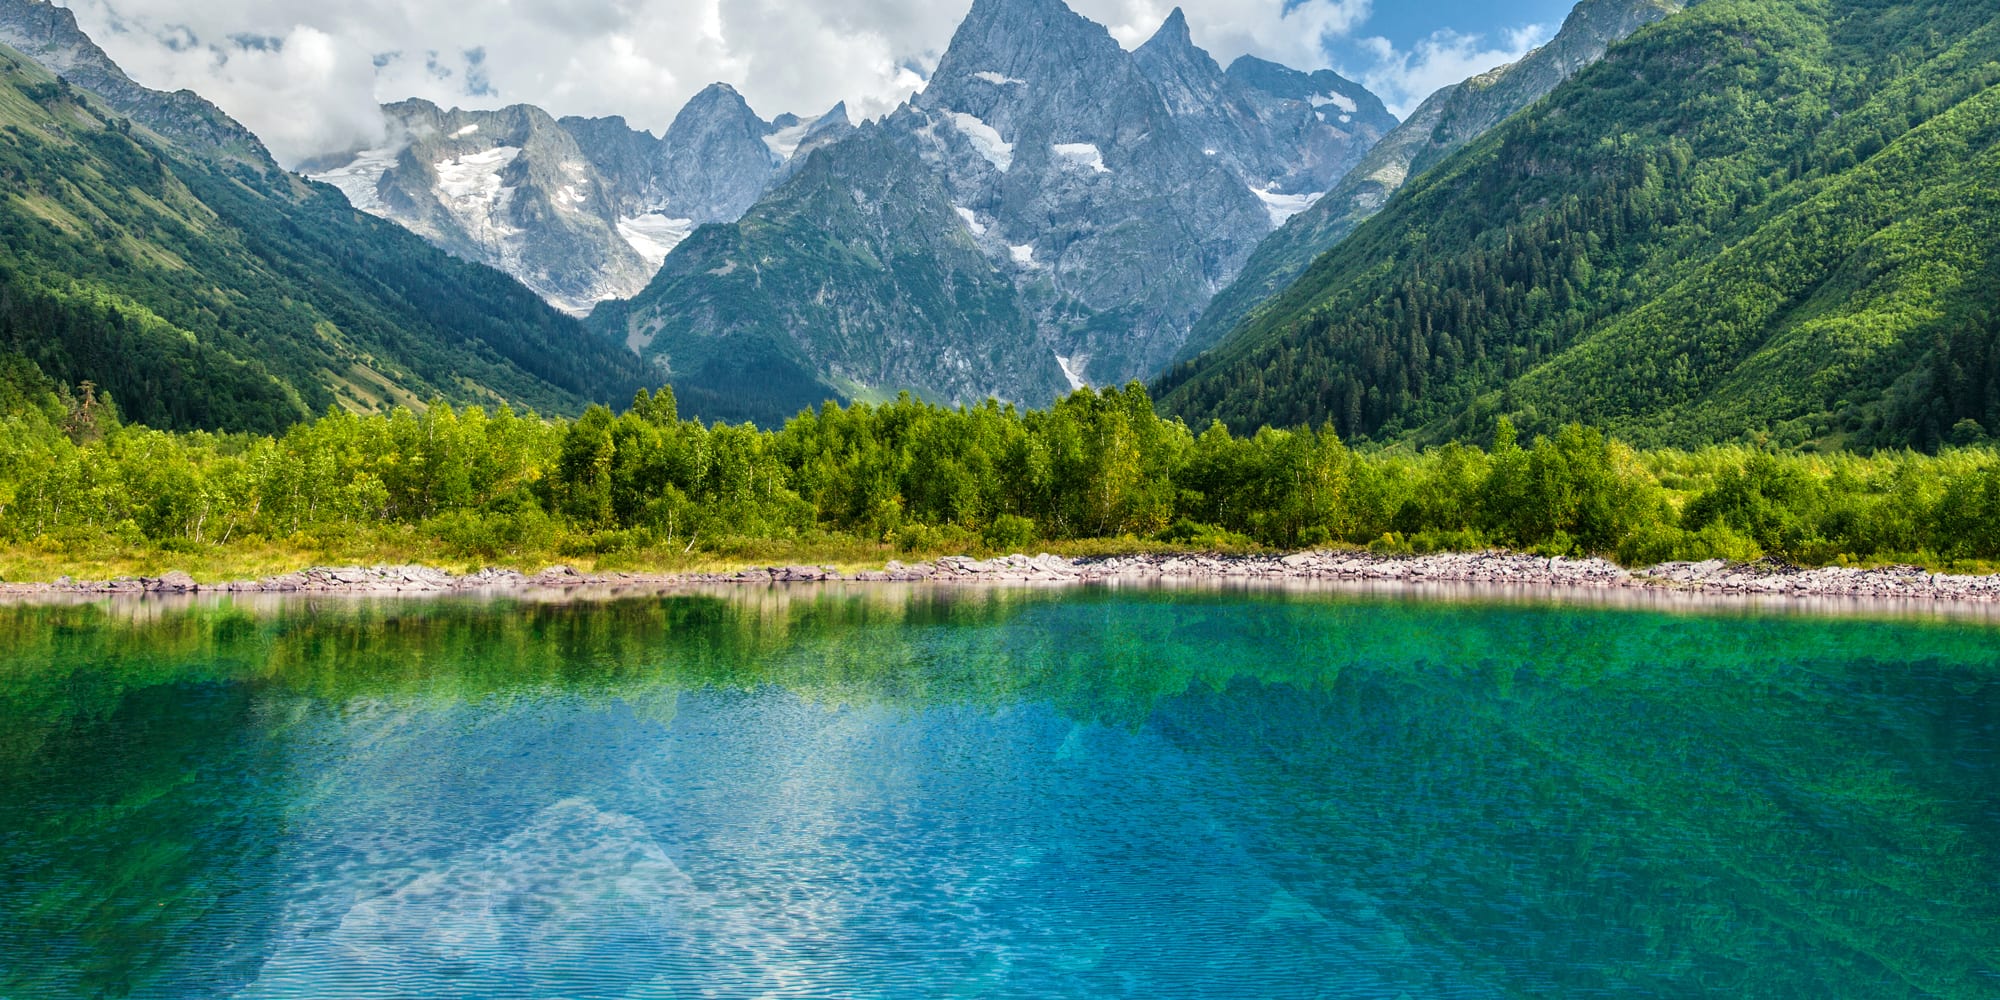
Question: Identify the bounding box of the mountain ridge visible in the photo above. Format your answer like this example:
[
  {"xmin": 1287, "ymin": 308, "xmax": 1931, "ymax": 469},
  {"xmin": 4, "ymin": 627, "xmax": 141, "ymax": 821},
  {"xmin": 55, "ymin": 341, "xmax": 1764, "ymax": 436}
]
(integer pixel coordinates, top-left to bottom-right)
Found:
[
  {"xmin": 588, "ymin": 0, "xmax": 1397, "ymax": 425},
  {"xmin": 1158, "ymin": 0, "xmax": 2000, "ymax": 451},
  {"xmin": 306, "ymin": 87, "xmax": 852, "ymax": 314}
]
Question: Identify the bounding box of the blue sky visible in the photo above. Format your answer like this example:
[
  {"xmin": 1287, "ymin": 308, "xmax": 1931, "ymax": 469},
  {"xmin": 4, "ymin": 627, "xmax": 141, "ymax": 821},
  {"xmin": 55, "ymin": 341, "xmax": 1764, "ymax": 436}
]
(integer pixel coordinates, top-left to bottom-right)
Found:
[
  {"xmin": 1344, "ymin": 0, "xmax": 1577, "ymax": 55},
  {"xmin": 1322, "ymin": 0, "xmax": 1582, "ymax": 113}
]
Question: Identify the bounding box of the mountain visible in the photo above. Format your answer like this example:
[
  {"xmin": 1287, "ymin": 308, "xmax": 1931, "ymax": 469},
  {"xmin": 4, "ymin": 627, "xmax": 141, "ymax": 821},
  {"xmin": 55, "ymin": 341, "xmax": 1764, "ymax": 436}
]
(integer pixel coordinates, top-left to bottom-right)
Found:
[
  {"xmin": 1159, "ymin": 0, "xmax": 2000, "ymax": 452},
  {"xmin": 0, "ymin": 0, "xmax": 270, "ymax": 164},
  {"xmin": 0, "ymin": 3, "xmax": 648, "ymax": 434},
  {"xmin": 589, "ymin": 0, "xmax": 1395, "ymax": 426},
  {"xmin": 587, "ymin": 128, "xmax": 1051, "ymax": 426},
  {"xmin": 1135, "ymin": 10, "xmax": 1392, "ymax": 206},
  {"xmin": 306, "ymin": 86, "xmax": 852, "ymax": 314},
  {"xmin": 1182, "ymin": 0, "xmax": 1687, "ymax": 359}
]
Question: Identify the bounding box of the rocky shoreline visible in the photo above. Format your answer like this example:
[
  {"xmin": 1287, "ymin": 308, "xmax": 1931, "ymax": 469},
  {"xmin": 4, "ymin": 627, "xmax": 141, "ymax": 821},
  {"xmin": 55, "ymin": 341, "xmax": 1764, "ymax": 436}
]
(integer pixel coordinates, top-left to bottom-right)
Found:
[{"xmin": 6, "ymin": 550, "xmax": 2000, "ymax": 604}]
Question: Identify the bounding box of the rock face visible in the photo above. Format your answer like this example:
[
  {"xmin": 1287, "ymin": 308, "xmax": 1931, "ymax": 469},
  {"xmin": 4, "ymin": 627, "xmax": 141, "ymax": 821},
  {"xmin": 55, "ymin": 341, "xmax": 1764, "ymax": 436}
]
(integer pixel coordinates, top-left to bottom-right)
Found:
[
  {"xmin": 1134, "ymin": 11, "xmax": 1394, "ymax": 210},
  {"xmin": 591, "ymin": 0, "xmax": 1396, "ymax": 425},
  {"xmin": 1181, "ymin": 0, "xmax": 1687, "ymax": 359},
  {"xmin": 0, "ymin": 0, "xmax": 272, "ymax": 164},
  {"xmin": 306, "ymin": 86, "xmax": 852, "ymax": 315}
]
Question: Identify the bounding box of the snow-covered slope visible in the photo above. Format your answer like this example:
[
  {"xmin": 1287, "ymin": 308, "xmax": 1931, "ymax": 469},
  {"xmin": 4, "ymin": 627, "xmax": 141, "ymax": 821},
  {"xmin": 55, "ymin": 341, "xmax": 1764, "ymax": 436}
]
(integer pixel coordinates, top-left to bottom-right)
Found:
[{"xmin": 306, "ymin": 86, "xmax": 852, "ymax": 314}]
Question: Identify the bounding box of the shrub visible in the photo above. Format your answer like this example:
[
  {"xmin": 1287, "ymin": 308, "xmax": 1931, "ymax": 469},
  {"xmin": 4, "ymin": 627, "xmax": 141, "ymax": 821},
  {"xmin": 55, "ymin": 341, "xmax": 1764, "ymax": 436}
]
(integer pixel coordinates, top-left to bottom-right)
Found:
[{"xmin": 982, "ymin": 514, "xmax": 1038, "ymax": 553}]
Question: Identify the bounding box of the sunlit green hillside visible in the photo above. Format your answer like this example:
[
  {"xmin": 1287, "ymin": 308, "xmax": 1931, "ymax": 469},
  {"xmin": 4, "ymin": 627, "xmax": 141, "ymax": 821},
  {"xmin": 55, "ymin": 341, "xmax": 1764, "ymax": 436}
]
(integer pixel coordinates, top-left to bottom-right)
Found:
[{"xmin": 1161, "ymin": 0, "xmax": 2000, "ymax": 452}]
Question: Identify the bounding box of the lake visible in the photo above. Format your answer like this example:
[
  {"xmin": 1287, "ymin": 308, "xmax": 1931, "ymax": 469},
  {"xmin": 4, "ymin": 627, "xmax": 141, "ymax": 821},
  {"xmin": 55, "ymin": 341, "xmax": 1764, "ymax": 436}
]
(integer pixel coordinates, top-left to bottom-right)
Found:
[{"xmin": 0, "ymin": 585, "xmax": 1995, "ymax": 998}]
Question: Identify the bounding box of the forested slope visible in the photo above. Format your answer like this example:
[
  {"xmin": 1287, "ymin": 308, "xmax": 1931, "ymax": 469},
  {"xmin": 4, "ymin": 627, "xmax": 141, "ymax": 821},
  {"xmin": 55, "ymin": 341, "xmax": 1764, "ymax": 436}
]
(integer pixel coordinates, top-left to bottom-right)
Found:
[
  {"xmin": 0, "ymin": 46, "xmax": 646, "ymax": 434},
  {"xmin": 1160, "ymin": 0, "xmax": 2000, "ymax": 451},
  {"xmin": 1180, "ymin": 0, "xmax": 1686, "ymax": 361}
]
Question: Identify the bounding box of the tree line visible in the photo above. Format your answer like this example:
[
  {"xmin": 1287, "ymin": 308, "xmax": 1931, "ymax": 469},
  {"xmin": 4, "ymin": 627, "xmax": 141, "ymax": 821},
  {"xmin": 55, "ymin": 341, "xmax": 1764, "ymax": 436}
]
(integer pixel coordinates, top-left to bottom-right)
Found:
[{"xmin": 5, "ymin": 356, "xmax": 2000, "ymax": 571}]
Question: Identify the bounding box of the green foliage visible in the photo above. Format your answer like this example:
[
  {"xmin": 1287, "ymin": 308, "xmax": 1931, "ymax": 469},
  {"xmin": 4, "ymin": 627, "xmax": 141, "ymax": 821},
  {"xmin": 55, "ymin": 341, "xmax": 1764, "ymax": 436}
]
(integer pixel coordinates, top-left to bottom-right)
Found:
[
  {"xmin": 982, "ymin": 514, "xmax": 1038, "ymax": 553},
  {"xmin": 0, "ymin": 48, "xmax": 645, "ymax": 435},
  {"xmin": 7, "ymin": 378, "xmax": 2000, "ymax": 571},
  {"xmin": 1161, "ymin": 0, "xmax": 2000, "ymax": 452}
]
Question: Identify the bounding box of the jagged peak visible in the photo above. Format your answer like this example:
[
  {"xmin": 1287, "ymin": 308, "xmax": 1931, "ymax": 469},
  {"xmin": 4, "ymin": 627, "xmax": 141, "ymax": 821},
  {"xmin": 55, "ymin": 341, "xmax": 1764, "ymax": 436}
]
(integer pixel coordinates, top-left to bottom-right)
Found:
[
  {"xmin": 803, "ymin": 102, "xmax": 853, "ymax": 138},
  {"xmin": 1142, "ymin": 7, "xmax": 1193, "ymax": 51},
  {"xmin": 559, "ymin": 112, "xmax": 633, "ymax": 131},
  {"xmin": 924, "ymin": 0, "xmax": 1127, "ymax": 107},
  {"xmin": 682, "ymin": 81, "xmax": 759, "ymax": 117},
  {"xmin": 949, "ymin": 0, "xmax": 1113, "ymax": 59},
  {"xmin": 963, "ymin": 0, "xmax": 1079, "ymax": 22},
  {"xmin": 1135, "ymin": 5, "xmax": 1222, "ymax": 84},
  {"xmin": 668, "ymin": 81, "xmax": 771, "ymax": 136}
]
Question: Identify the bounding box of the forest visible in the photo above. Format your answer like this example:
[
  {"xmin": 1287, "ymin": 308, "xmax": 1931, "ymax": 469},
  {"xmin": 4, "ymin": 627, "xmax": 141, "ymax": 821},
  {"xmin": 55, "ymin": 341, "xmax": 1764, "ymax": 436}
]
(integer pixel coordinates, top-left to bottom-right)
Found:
[
  {"xmin": 5, "ymin": 350, "xmax": 2000, "ymax": 581},
  {"xmin": 1159, "ymin": 0, "xmax": 2000, "ymax": 451}
]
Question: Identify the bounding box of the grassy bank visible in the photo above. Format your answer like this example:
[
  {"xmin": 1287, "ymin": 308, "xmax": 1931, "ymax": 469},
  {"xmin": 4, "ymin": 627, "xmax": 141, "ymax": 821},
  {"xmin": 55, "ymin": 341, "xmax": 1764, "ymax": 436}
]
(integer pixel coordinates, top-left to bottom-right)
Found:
[{"xmin": 0, "ymin": 530, "xmax": 1270, "ymax": 585}]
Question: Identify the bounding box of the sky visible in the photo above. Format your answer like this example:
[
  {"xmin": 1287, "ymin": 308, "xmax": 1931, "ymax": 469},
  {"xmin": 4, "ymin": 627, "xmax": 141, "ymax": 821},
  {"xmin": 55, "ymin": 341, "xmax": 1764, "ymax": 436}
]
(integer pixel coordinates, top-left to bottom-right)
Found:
[{"xmin": 52, "ymin": 0, "xmax": 1580, "ymax": 167}]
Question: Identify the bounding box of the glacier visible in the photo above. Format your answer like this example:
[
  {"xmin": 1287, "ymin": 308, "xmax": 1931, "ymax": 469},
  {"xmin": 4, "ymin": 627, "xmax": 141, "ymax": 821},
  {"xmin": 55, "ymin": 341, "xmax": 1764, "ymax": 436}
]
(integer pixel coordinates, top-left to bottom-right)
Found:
[{"xmin": 946, "ymin": 112, "xmax": 1013, "ymax": 172}]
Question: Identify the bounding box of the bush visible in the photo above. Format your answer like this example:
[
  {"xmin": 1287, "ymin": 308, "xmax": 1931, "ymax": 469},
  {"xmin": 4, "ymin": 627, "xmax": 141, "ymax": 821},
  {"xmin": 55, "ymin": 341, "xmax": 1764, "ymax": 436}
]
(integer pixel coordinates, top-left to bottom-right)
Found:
[
  {"xmin": 1154, "ymin": 519, "xmax": 1256, "ymax": 549},
  {"xmin": 1615, "ymin": 522, "xmax": 1763, "ymax": 567},
  {"xmin": 982, "ymin": 514, "xmax": 1038, "ymax": 553},
  {"xmin": 894, "ymin": 523, "xmax": 980, "ymax": 555},
  {"xmin": 423, "ymin": 508, "xmax": 560, "ymax": 559},
  {"xmin": 895, "ymin": 523, "xmax": 946, "ymax": 554},
  {"xmin": 1409, "ymin": 529, "xmax": 1487, "ymax": 554},
  {"xmin": 1367, "ymin": 532, "xmax": 1412, "ymax": 556}
]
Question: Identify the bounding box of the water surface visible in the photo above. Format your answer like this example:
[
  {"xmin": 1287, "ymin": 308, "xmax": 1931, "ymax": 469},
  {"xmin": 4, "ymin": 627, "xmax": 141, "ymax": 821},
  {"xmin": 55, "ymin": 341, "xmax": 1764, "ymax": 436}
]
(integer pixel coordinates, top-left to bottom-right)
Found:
[{"xmin": 1, "ymin": 586, "xmax": 1995, "ymax": 998}]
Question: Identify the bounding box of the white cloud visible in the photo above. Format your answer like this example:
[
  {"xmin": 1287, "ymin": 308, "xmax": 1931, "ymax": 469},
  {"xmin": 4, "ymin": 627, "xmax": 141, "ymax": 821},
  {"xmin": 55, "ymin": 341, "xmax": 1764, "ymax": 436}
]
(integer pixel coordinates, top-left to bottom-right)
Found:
[
  {"xmin": 1348, "ymin": 23, "xmax": 1554, "ymax": 118},
  {"xmin": 49, "ymin": 0, "xmax": 1515, "ymax": 168},
  {"xmin": 54, "ymin": 0, "xmax": 973, "ymax": 166}
]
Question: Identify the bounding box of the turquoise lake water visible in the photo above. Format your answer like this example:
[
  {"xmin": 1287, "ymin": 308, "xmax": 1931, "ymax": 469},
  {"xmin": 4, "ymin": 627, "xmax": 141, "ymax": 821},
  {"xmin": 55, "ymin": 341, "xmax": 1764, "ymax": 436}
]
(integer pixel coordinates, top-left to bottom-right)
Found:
[{"xmin": 0, "ymin": 585, "xmax": 1995, "ymax": 998}]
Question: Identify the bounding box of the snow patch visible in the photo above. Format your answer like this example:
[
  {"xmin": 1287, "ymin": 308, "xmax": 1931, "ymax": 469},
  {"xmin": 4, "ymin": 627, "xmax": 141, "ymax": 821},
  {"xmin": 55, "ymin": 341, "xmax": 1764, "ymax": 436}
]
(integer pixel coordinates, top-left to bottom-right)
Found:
[
  {"xmin": 1313, "ymin": 91, "xmax": 1359, "ymax": 114},
  {"xmin": 973, "ymin": 71, "xmax": 1026, "ymax": 86},
  {"xmin": 451, "ymin": 123, "xmax": 480, "ymax": 138},
  {"xmin": 1010, "ymin": 243, "xmax": 1038, "ymax": 268},
  {"xmin": 309, "ymin": 146, "xmax": 400, "ymax": 214},
  {"xmin": 1056, "ymin": 354, "xmax": 1088, "ymax": 391},
  {"xmin": 1203, "ymin": 148, "xmax": 1217, "ymax": 156},
  {"xmin": 953, "ymin": 205, "xmax": 987, "ymax": 237},
  {"xmin": 556, "ymin": 184, "xmax": 589, "ymax": 209},
  {"xmin": 946, "ymin": 112, "xmax": 1013, "ymax": 172},
  {"xmin": 618, "ymin": 213, "xmax": 695, "ymax": 269},
  {"xmin": 434, "ymin": 146, "xmax": 524, "ymax": 248},
  {"xmin": 763, "ymin": 115, "xmax": 821, "ymax": 162},
  {"xmin": 1339, "ymin": 114, "xmax": 1352, "ymax": 124},
  {"xmin": 1052, "ymin": 143, "xmax": 1110, "ymax": 174},
  {"xmin": 1250, "ymin": 185, "xmax": 1321, "ymax": 227},
  {"xmin": 436, "ymin": 146, "xmax": 519, "ymax": 200}
]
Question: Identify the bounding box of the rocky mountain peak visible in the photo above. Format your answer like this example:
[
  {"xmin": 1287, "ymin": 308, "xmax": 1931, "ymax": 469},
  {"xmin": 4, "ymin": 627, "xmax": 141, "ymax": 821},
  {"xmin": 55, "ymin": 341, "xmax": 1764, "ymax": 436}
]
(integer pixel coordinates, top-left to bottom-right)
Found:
[
  {"xmin": 919, "ymin": 0, "xmax": 1131, "ymax": 126},
  {"xmin": 1133, "ymin": 7, "xmax": 1226, "ymax": 108},
  {"xmin": 676, "ymin": 82, "xmax": 759, "ymax": 125},
  {"xmin": 1142, "ymin": 7, "xmax": 1195, "ymax": 53},
  {"xmin": 779, "ymin": 102, "xmax": 855, "ymax": 166}
]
